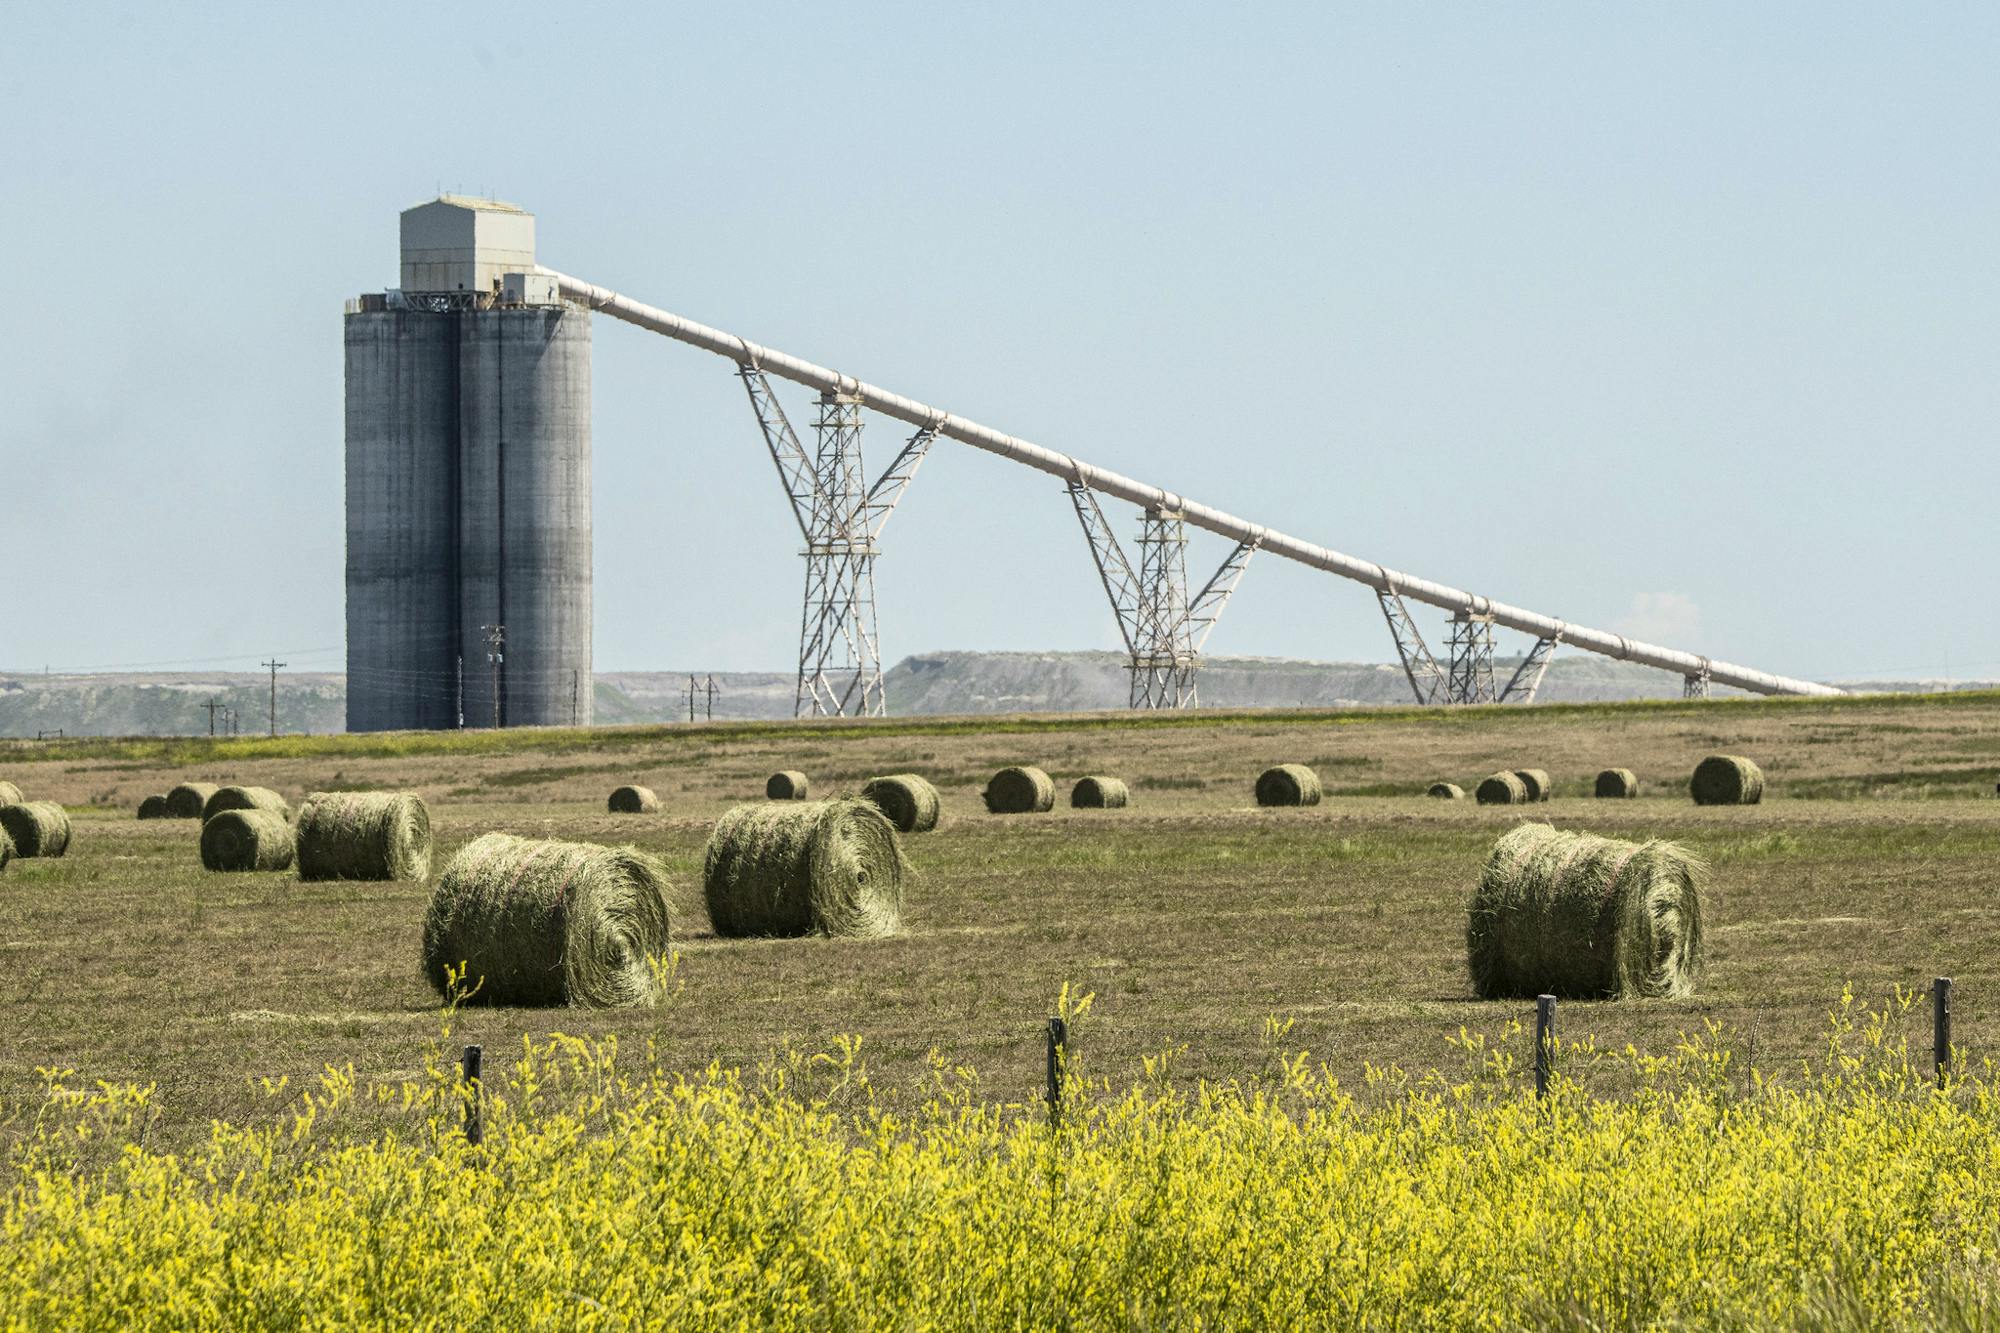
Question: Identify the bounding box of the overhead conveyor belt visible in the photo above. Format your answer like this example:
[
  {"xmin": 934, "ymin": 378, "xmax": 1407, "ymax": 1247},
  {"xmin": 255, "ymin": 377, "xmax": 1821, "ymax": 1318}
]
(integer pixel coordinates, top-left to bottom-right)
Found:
[{"xmin": 540, "ymin": 266, "xmax": 1841, "ymax": 699}]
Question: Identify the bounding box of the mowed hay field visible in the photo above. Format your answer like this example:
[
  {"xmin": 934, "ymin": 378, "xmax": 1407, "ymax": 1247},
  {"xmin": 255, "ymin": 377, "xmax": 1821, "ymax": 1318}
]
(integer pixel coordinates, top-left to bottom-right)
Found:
[{"xmin": 3, "ymin": 690, "xmax": 1999, "ymax": 1141}]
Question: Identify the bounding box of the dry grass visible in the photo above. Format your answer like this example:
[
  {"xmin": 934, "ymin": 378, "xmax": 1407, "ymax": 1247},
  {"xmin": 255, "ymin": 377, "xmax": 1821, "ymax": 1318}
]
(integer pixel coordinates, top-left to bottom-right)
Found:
[{"xmin": 0, "ymin": 691, "xmax": 1997, "ymax": 1147}]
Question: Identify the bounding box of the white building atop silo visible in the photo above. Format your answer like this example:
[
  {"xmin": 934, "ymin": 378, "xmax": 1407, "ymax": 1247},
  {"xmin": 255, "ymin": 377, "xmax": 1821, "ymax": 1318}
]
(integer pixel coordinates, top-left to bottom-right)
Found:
[{"xmin": 344, "ymin": 196, "xmax": 592, "ymax": 731}]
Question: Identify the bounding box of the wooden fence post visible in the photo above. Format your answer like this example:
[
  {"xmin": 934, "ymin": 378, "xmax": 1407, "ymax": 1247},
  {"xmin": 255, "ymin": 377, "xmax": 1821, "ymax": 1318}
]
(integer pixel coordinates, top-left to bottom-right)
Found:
[
  {"xmin": 1934, "ymin": 978, "xmax": 1953, "ymax": 1088},
  {"xmin": 1046, "ymin": 1017, "xmax": 1068, "ymax": 1127},
  {"xmin": 1534, "ymin": 995, "xmax": 1555, "ymax": 1100},
  {"xmin": 461, "ymin": 1044, "xmax": 484, "ymax": 1146}
]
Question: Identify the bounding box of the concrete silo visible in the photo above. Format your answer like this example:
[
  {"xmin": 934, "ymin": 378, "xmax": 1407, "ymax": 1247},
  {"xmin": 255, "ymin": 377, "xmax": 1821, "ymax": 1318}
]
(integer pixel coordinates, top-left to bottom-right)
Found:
[
  {"xmin": 344, "ymin": 197, "xmax": 592, "ymax": 731},
  {"xmin": 343, "ymin": 308, "xmax": 461, "ymax": 731},
  {"xmin": 456, "ymin": 305, "xmax": 592, "ymax": 728}
]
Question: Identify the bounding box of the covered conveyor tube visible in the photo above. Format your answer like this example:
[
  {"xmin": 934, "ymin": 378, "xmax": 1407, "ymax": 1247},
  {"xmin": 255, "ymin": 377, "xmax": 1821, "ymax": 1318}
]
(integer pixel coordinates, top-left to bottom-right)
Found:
[{"xmin": 542, "ymin": 267, "xmax": 1840, "ymax": 699}]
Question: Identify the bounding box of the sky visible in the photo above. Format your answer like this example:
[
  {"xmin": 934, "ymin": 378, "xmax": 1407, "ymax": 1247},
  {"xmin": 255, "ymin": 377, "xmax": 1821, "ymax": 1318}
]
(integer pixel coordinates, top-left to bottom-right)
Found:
[{"xmin": 3, "ymin": 3, "xmax": 1996, "ymax": 684}]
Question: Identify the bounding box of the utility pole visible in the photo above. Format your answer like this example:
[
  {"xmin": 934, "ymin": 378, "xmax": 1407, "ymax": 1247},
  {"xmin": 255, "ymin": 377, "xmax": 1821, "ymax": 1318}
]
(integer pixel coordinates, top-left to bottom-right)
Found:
[
  {"xmin": 686, "ymin": 674, "xmax": 698, "ymax": 723},
  {"xmin": 260, "ymin": 659, "xmax": 285, "ymax": 737},
  {"xmin": 202, "ymin": 697, "xmax": 224, "ymax": 737},
  {"xmin": 705, "ymin": 673, "xmax": 718, "ymax": 721},
  {"xmin": 481, "ymin": 625, "xmax": 505, "ymax": 729}
]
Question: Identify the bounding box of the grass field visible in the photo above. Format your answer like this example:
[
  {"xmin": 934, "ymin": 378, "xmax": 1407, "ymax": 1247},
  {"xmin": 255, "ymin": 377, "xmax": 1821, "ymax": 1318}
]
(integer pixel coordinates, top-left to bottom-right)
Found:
[{"xmin": 2, "ymin": 689, "xmax": 1998, "ymax": 1145}]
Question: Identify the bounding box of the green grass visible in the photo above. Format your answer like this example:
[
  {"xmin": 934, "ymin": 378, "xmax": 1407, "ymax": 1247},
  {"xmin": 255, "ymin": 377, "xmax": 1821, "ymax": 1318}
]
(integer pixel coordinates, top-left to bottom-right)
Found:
[
  {"xmin": 12, "ymin": 687, "xmax": 2000, "ymax": 766},
  {"xmin": 1785, "ymin": 765, "xmax": 2000, "ymax": 800}
]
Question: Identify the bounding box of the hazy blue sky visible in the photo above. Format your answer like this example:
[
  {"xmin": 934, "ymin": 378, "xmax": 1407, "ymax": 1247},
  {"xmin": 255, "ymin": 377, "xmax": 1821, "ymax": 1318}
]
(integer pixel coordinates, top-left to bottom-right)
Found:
[{"xmin": 4, "ymin": 4, "xmax": 1995, "ymax": 683}]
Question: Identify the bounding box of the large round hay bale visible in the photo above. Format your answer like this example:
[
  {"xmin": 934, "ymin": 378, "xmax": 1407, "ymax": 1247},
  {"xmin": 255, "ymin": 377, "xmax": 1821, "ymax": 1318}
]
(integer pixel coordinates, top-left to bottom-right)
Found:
[
  {"xmin": 200, "ymin": 809, "xmax": 295, "ymax": 872},
  {"xmin": 608, "ymin": 785, "xmax": 660, "ymax": 814},
  {"xmin": 1691, "ymin": 755, "xmax": 1764, "ymax": 806},
  {"xmin": 1476, "ymin": 772, "xmax": 1528, "ymax": 806},
  {"xmin": 1427, "ymin": 782, "xmax": 1466, "ymax": 800},
  {"xmin": 766, "ymin": 770, "xmax": 811, "ymax": 801},
  {"xmin": 1595, "ymin": 768, "xmax": 1639, "ymax": 799},
  {"xmin": 422, "ymin": 832, "xmax": 673, "ymax": 1008},
  {"xmin": 0, "ymin": 802, "xmax": 70, "ymax": 858},
  {"xmin": 704, "ymin": 798, "xmax": 905, "ymax": 938},
  {"xmin": 164, "ymin": 782, "xmax": 220, "ymax": 820},
  {"xmin": 1255, "ymin": 764, "xmax": 1322, "ymax": 807},
  {"xmin": 1512, "ymin": 769, "xmax": 1553, "ymax": 802},
  {"xmin": 295, "ymin": 791, "xmax": 432, "ymax": 882},
  {"xmin": 0, "ymin": 781, "xmax": 22, "ymax": 806},
  {"xmin": 137, "ymin": 795, "xmax": 172, "ymax": 820},
  {"xmin": 984, "ymin": 766, "xmax": 1055, "ymax": 814},
  {"xmin": 1468, "ymin": 823, "xmax": 1706, "ymax": 1000},
  {"xmin": 860, "ymin": 774, "xmax": 941, "ymax": 833},
  {"xmin": 201, "ymin": 785, "xmax": 290, "ymax": 823},
  {"xmin": 0, "ymin": 825, "xmax": 11, "ymax": 872},
  {"xmin": 1071, "ymin": 776, "xmax": 1130, "ymax": 809}
]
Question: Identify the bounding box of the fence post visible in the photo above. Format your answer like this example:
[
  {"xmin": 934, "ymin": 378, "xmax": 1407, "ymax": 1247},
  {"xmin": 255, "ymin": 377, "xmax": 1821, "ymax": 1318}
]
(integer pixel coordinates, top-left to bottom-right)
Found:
[
  {"xmin": 1046, "ymin": 1017, "xmax": 1068, "ymax": 1127},
  {"xmin": 1934, "ymin": 978, "xmax": 1953, "ymax": 1088},
  {"xmin": 1534, "ymin": 995, "xmax": 1555, "ymax": 1100},
  {"xmin": 461, "ymin": 1044, "xmax": 484, "ymax": 1146}
]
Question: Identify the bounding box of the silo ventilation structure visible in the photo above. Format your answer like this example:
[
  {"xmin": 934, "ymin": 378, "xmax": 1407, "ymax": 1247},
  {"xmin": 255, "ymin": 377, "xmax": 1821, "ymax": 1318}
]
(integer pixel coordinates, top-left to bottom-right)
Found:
[{"xmin": 344, "ymin": 196, "xmax": 592, "ymax": 731}]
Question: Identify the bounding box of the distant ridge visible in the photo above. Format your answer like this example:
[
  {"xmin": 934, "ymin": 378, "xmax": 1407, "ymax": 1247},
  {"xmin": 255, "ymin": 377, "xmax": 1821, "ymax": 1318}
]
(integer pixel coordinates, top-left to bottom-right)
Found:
[{"xmin": 0, "ymin": 654, "xmax": 1977, "ymax": 737}]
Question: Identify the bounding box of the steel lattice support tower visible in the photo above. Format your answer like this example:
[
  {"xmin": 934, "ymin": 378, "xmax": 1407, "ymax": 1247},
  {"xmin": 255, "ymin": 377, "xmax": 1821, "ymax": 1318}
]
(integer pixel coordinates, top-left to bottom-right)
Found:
[
  {"xmin": 1068, "ymin": 485, "xmax": 1254, "ymax": 709},
  {"xmin": 1445, "ymin": 611, "xmax": 1499, "ymax": 704},
  {"xmin": 1132, "ymin": 506, "xmax": 1197, "ymax": 707},
  {"xmin": 740, "ymin": 364, "xmax": 935, "ymax": 719},
  {"xmin": 1684, "ymin": 665, "xmax": 1712, "ymax": 699},
  {"xmin": 789, "ymin": 390, "xmax": 882, "ymax": 717},
  {"xmin": 1379, "ymin": 589, "xmax": 1446, "ymax": 704},
  {"xmin": 1499, "ymin": 634, "xmax": 1560, "ymax": 704}
]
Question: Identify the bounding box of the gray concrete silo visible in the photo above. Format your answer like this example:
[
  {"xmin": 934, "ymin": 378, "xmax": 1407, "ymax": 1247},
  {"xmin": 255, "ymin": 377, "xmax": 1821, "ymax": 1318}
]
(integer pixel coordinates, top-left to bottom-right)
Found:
[
  {"xmin": 344, "ymin": 197, "xmax": 591, "ymax": 731},
  {"xmin": 343, "ymin": 309, "xmax": 461, "ymax": 731},
  {"xmin": 456, "ymin": 306, "xmax": 593, "ymax": 728}
]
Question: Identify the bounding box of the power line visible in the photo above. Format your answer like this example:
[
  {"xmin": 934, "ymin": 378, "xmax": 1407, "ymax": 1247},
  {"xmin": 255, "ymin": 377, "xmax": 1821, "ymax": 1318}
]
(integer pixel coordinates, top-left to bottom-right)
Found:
[{"xmin": 13, "ymin": 646, "xmax": 341, "ymax": 673}]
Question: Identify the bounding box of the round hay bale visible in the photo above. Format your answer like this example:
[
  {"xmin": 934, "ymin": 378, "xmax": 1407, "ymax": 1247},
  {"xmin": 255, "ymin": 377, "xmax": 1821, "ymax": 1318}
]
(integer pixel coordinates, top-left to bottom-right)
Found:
[
  {"xmin": 1476, "ymin": 772, "xmax": 1528, "ymax": 806},
  {"xmin": 1691, "ymin": 755, "xmax": 1764, "ymax": 806},
  {"xmin": 608, "ymin": 785, "xmax": 660, "ymax": 814},
  {"xmin": 1071, "ymin": 776, "xmax": 1130, "ymax": 809},
  {"xmin": 0, "ymin": 802, "xmax": 70, "ymax": 858},
  {"xmin": 1255, "ymin": 764, "xmax": 1322, "ymax": 807},
  {"xmin": 0, "ymin": 825, "xmax": 11, "ymax": 872},
  {"xmin": 766, "ymin": 770, "xmax": 811, "ymax": 801},
  {"xmin": 704, "ymin": 798, "xmax": 905, "ymax": 938},
  {"xmin": 984, "ymin": 766, "xmax": 1056, "ymax": 814},
  {"xmin": 1512, "ymin": 769, "xmax": 1553, "ymax": 803},
  {"xmin": 1427, "ymin": 782, "xmax": 1466, "ymax": 800},
  {"xmin": 860, "ymin": 774, "xmax": 941, "ymax": 833},
  {"xmin": 137, "ymin": 795, "xmax": 172, "ymax": 820},
  {"xmin": 201, "ymin": 785, "xmax": 290, "ymax": 823},
  {"xmin": 1468, "ymin": 823, "xmax": 1707, "ymax": 1000},
  {"xmin": 200, "ymin": 809, "xmax": 295, "ymax": 873},
  {"xmin": 422, "ymin": 832, "xmax": 673, "ymax": 1008},
  {"xmin": 295, "ymin": 791, "xmax": 432, "ymax": 882},
  {"xmin": 0, "ymin": 781, "xmax": 21, "ymax": 806},
  {"xmin": 1595, "ymin": 768, "xmax": 1640, "ymax": 799},
  {"xmin": 164, "ymin": 782, "xmax": 220, "ymax": 820}
]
